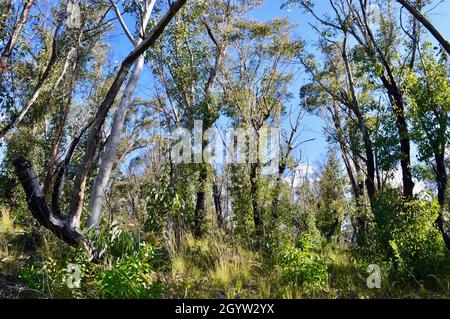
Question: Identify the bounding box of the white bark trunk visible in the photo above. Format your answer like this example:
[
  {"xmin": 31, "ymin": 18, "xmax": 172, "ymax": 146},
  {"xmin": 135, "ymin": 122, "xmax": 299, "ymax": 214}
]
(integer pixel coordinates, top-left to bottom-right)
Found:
[
  {"xmin": 86, "ymin": 56, "xmax": 144, "ymax": 229},
  {"xmin": 85, "ymin": 0, "xmax": 155, "ymax": 229}
]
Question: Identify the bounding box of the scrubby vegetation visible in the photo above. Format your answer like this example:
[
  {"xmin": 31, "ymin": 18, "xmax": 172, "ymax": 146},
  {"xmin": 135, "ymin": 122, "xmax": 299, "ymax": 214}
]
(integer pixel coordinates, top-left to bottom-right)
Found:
[{"xmin": 1, "ymin": 0, "xmax": 450, "ymax": 299}]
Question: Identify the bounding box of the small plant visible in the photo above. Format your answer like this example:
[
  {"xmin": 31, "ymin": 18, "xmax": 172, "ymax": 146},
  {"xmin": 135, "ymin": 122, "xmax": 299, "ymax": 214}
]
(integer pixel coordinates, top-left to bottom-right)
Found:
[
  {"xmin": 0, "ymin": 207, "xmax": 21, "ymax": 236},
  {"xmin": 95, "ymin": 243, "xmax": 164, "ymax": 298},
  {"xmin": 277, "ymin": 244, "xmax": 328, "ymax": 292}
]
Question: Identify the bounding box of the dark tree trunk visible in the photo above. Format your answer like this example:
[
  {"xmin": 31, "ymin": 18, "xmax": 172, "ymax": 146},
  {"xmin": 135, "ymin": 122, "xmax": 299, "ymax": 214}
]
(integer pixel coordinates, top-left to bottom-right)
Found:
[
  {"xmin": 397, "ymin": 0, "xmax": 450, "ymax": 55},
  {"xmin": 250, "ymin": 162, "xmax": 264, "ymax": 239},
  {"xmin": 213, "ymin": 180, "xmax": 224, "ymax": 229},
  {"xmin": 434, "ymin": 152, "xmax": 450, "ymax": 251},
  {"xmin": 194, "ymin": 165, "xmax": 207, "ymax": 237},
  {"xmin": 13, "ymin": 156, "xmax": 85, "ymax": 247},
  {"xmin": 381, "ymin": 77, "xmax": 414, "ymax": 198},
  {"xmin": 271, "ymin": 162, "xmax": 286, "ymax": 222},
  {"xmin": 351, "ymin": 104, "xmax": 376, "ymax": 208}
]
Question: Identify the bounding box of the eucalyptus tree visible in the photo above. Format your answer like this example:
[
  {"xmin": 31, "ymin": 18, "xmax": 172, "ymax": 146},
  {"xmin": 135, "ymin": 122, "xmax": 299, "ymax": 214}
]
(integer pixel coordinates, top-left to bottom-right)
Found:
[
  {"xmin": 299, "ymin": 34, "xmax": 378, "ymax": 208},
  {"xmin": 222, "ymin": 18, "xmax": 301, "ymax": 240},
  {"xmin": 0, "ymin": 0, "xmax": 34, "ymax": 74},
  {"xmin": 286, "ymin": 0, "xmax": 415, "ymax": 198},
  {"xmin": 12, "ymin": 0, "xmax": 187, "ymax": 255},
  {"xmin": 405, "ymin": 44, "xmax": 450, "ymax": 250},
  {"xmin": 86, "ymin": 0, "xmax": 157, "ymax": 231},
  {"xmin": 149, "ymin": 0, "xmax": 249, "ymax": 237}
]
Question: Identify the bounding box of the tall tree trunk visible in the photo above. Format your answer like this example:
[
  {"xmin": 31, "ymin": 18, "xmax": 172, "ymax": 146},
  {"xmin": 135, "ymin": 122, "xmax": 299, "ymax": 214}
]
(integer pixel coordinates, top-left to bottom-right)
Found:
[
  {"xmin": 193, "ymin": 164, "xmax": 207, "ymax": 237},
  {"xmin": 193, "ymin": 41, "xmax": 227, "ymax": 237},
  {"xmin": 86, "ymin": 55, "xmax": 145, "ymax": 230},
  {"xmin": 341, "ymin": 36, "xmax": 377, "ymax": 206},
  {"xmin": 0, "ymin": 21, "xmax": 61, "ymax": 138},
  {"xmin": 385, "ymin": 85, "xmax": 414, "ymax": 198},
  {"xmin": 434, "ymin": 152, "xmax": 450, "ymax": 251},
  {"xmin": 250, "ymin": 161, "xmax": 263, "ymax": 239},
  {"xmin": 356, "ymin": 0, "xmax": 415, "ymax": 198},
  {"xmin": 330, "ymin": 104, "xmax": 363, "ymax": 204},
  {"xmin": 213, "ymin": 179, "xmax": 224, "ymax": 229},
  {"xmin": 67, "ymin": 0, "xmax": 187, "ymax": 231},
  {"xmin": 86, "ymin": 0, "xmax": 154, "ymax": 230},
  {"xmin": 0, "ymin": 0, "xmax": 34, "ymax": 73},
  {"xmin": 43, "ymin": 51, "xmax": 77, "ymax": 198}
]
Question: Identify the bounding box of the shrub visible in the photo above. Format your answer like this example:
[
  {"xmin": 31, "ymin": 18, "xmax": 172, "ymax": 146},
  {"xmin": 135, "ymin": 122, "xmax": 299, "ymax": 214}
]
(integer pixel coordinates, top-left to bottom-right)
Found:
[
  {"xmin": 277, "ymin": 246, "xmax": 328, "ymax": 291},
  {"xmin": 95, "ymin": 243, "xmax": 164, "ymax": 298},
  {"xmin": 20, "ymin": 256, "xmax": 75, "ymax": 298},
  {"xmin": 372, "ymin": 190, "xmax": 450, "ymax": 280}
]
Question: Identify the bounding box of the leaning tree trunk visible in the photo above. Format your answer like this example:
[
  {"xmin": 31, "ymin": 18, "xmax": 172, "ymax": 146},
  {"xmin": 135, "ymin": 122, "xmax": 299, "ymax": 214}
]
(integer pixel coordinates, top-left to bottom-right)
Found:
[
  {"xmin": 0, "ymin": 0, "xmax": 34, "ymax": 74},
  {"xmin": 212, "ymin": 179, "xmax": 224, "ymax": 229},
  {"xmin": 86, "ymin": 0, "xmax": 155, "ymax": 230},
  {"xmin": 193, "ymin": 42, "xmax": 228, "ymax": 237},
  {"xmin": 86, "ymin": 54, "xmax": 145, "ymax": 230},
  {"xmin": 12, "ymin": 0, "xmax": 187, "ymax": 253},
  {"xmin": 0, "ymin": 22, "xmax": 61, "ymax": 139},
  {"xmin": 341, "ymin": 37, "xmax": 377, "ymax": 207},
  {"xmin": 396, "ymin": 0, "xmax": 450, "ymax": 55},
  {"xmin": 68, "ymin": 0, "xmax": 187, "ymax": 230},
  {"xmin": 13, "ymin": 156, "xmax": 82, "ymax": 244}
]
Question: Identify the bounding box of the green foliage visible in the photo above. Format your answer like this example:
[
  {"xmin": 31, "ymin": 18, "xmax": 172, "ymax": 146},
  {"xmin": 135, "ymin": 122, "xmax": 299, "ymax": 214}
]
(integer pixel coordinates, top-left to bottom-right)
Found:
[
  {"xmin": 405, "ymin": 45, "xmax": 450, "ymax": 163},
  {"xmin": 277, "ymin": 244, "xmax": 328, "ymax": 292},
  {"xmin": 371, "ymin": 190, "xmax": 450, "ymax": 280},
  {"xmin": 95, "ymin": 243, "xmax": 164, "ymax": 299},
  {"xmin": 316, "ymin": 149, "xmax": 347, "ymax": 241}
]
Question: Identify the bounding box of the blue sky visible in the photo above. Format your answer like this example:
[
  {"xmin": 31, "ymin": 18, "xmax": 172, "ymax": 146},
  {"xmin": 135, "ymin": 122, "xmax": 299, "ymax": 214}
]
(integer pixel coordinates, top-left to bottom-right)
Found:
[
  {"xmin": 2, "ymin": 0, "xmax": 450, "ymax": 168},
  {"xmin": 109, "ymin": 0, "xmax": 450, "ymax": 168}
]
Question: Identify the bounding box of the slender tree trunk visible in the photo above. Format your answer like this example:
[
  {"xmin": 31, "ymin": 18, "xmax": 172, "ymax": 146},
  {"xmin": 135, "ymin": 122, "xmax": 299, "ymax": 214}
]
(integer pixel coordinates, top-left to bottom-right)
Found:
[
  {"xmin": 0, "ymin": 0, "xmax": 34, "ymax": 73},
  {"xmin": 12, "ymin": 0, "xmax": 187, "ymax": 256},
  {"xmin": 43, "ymin": 52, "xmax": 76, "ymax": 198},
  {"xmin": 0, "ymin": 22, "xmax": 61, "ymax": 138},
  {"xmin": 68, "ymin": 0, "xmax": 186, "ymax": 230},
  {"xmin": 330, "ymin": 104, "xmax": 363, "ymax": 204},
  {"xmin": 194, "ymin": 165, "xmax": 207, "ymax": 237},
  {"xmin": 271, "ymin": 162, "xmax": 286, "ymax": 222},
  {"xmin": 193, "ymin": 42, "xmax": 227, "ymax": 236},
  {"xmin": 86, "ymin": 55, "xmax": 145, "ymax": 230},
  {"xmin": 213, "ymin": 179, "xmax": 224, "ymax": 229},
  {"xmin": 434, "ymin": 152, "xmax": 450, "ymax": 251},
  {"xmin": 85, "ymin": 0, "xmax": 155, "ymax": 230},
  {"xmin": 397, "ymin": 0, "xmax": 450, "ymax": 55},
  {"xmin": 250, "ymin": 161, "xmax": 264, "ymax": 239},
  {"xmin": 341, "ymin": 37, "xmax": 377, "ymax": 206},
  {"xmin": 355, "ymin": 1, "xmax": 415, "ymax": 198},
  {"xmin": 389, "ymin": 91, "xmax": 414, "ymax": 198}
]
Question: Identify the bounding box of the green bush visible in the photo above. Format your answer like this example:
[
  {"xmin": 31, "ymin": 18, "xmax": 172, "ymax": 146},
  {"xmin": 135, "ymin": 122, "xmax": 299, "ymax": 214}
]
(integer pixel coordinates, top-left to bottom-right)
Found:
[
  {"xmin": 95, "ymin": 243, "xmax": 164, "ymax": 298},
  {"xmin": 277, "ymin": 245, "xmax": 328, "ymax": 291},
  {"xmin": 372, "ymin": 190, "xmax": 450, "ymax": 280},
  {"xmin": 20, "ymin": 257, "xmax": 77, "ymax": 298}
]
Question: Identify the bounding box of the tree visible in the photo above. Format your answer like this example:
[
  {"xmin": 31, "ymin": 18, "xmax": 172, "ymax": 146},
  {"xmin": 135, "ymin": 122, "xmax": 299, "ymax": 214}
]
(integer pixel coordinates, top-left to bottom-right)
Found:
[
  {"xmin": 397, "ymin": 0, "xmax": 450, "ymax": 55},
  {"xmin": 405, "ymin": 44, "xmax": 450, "ymax": 250},
  {"xmin": 12, "ymin": 0, "xmax": 187, "ymax": 255},
  {"xmin": 86, "ymin": 0, "xmax": 156, "ymax": 231},
  {"xmin": 0, "ymin": 0, "xmax": 34, "ymax": 73},
  {"xmin": 222, "ymin": 17, "xmax": 301, "ymax": 240},
  {"xmin": 316, "ymin": 148, "xmax": 347, "ymax": 241}
]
